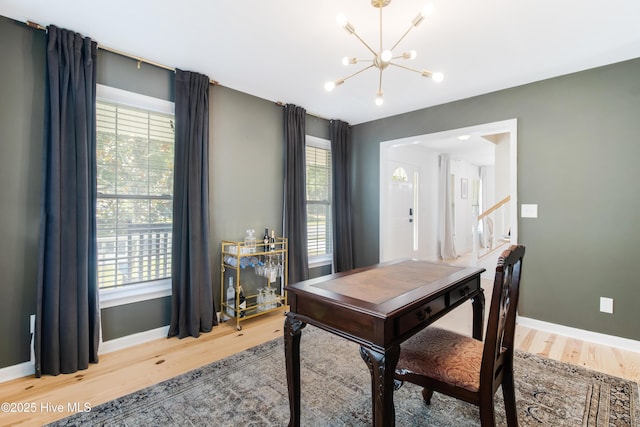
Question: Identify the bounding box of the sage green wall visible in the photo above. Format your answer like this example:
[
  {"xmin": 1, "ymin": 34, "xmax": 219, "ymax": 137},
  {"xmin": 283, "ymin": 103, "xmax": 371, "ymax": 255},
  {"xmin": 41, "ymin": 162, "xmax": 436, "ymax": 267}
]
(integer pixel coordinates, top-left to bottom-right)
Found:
[
  {"xmin": 101, "ymin": 298, "xmax": 172, "ymax": 341},
  {"xmin": 208, "ymin": 87, "xmax": 330, "ymax": 309},
  {"xmin": 209, "ymin": 86, "xmax": 283, "ymax": 310},
  {"xmin": 351, "ymin": 58, "xmax": 640, "ymax": 341},
  {"xmin": 0, "ymin": 17, "xmax": 44, "ymax": 368},
  {"xmin": 97, "ymin": 50, "xmax": 175, "ymax": 102}
]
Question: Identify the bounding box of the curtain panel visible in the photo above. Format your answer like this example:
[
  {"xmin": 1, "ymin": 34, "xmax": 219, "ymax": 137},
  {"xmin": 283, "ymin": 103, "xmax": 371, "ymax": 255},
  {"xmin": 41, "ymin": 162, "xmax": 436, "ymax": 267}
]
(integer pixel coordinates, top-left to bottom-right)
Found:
[
  {"xmin": 169, "ymin": 70, "xmax": 217, "ymax": 339},
  {"xmin": 329, "ymin": 119, "xmax": 354, "ymax": 272},
  {"xmin": 283, "ymin": 104, "xmax": 309, "ymax": 284},
  {"xmin": 438, "ymin": 154, "xmax": 457, "ymax": 260},
  {"xmin": 35, "ymin": 25, "xmax": 100, "ymax": 376}
]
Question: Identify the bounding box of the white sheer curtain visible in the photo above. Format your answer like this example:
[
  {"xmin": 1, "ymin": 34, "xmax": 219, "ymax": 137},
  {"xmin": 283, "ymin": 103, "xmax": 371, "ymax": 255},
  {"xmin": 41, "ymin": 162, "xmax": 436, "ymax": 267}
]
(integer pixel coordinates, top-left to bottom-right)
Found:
[
  {"xmin": 438, "ymin": 154, "xmax": 457, "ymax": 260},
  {"xmin": 479, "ymin": 166, "xmax": 488, "ymax": 248}
]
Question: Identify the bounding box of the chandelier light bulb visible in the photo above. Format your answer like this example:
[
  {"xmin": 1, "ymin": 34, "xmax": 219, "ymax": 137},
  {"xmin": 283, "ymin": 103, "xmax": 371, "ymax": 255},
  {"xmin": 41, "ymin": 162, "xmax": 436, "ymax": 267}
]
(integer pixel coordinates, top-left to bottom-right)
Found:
[
  {"xmin": 324, "ymin": 81, "xmax": 336, "ymax": 91},
  {"xmin": 421, "ymin": 3, "xmax": 435, "ymax": 18},
  {"xmin": 432, "ymin": 72, "xmax": 444, "ymax": 83},
  {"xmin": 375, "ymin": 91, "xmax": 384, "ymax": 106},
  {"xmin": 381, "ymin": 50, "xmax": 393, "ymax": 63},
  {"xmin": 402, "ymin": 50, "xmax": 417, "ymax": 60},
  {"xmin": 413, "ymin": 3, "xmax": 434, "ymax": 26},
  {"xmin": 342, "ymin": 57, "xmax": 357, "ymax": 66},
  {"xmin": 336, "ymin": 13, "xmax": 355, "ymax": 34}
]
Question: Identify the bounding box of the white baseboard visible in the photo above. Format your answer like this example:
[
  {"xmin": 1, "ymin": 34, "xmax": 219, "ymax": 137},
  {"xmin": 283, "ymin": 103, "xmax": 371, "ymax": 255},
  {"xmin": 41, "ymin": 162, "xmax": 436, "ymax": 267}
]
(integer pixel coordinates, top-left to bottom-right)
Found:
[
  {"xmin": 0, "ymin": 326, "xmax": 171, "ymax": 384},
  {"xmin": 4, "ymin": 316, "xmax": 635, "ymax": 384},
  {"xmin": 517, "ymin": 316, "xmax": 640, "ymax": 353},
  {"xmin": 99, "ymin": 325, "xmax": 170, "ymax": 355},
  {"xmin": 0, "ymin": 361, "xmax": 35, "ymax": 383}
]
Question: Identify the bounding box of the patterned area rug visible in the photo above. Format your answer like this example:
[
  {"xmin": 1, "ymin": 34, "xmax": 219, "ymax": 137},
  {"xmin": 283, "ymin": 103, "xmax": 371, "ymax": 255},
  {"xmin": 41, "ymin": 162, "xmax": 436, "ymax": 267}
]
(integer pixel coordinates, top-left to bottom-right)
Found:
[{"xmin": 49, "ymin": 327, "xmax": 639, "ymax": 426}]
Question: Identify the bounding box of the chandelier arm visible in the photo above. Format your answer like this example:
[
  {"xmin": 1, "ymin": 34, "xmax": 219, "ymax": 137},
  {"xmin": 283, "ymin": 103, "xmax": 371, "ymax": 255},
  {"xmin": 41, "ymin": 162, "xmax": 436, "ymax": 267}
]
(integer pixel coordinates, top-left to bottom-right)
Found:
[
  {"xmin": 378, "ymin": 67, "xmax": 383, "ymax": 93},
  {"xmin": 337, "ymin": 64, "xmax": 376, "ymax": 84},
  {"xmin": 379, "ymin": 3, "xmax": 383, "ymax": 56},
  {"xmin": 390, "ymin": 25, "xmax": 416, "ymax": 52},
  {"xmin": 350, "ymin": 31, "xmax": 378, "ymax": 57},
  {"xmin": 389, "ymin": 61, "xmax": 424, "ymax": 74}
]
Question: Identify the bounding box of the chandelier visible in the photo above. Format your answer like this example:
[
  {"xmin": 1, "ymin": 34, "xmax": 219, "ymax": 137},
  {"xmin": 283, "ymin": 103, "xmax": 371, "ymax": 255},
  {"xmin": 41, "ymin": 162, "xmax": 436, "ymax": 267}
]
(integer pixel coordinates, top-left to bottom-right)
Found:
[{"xmin": 324, "ymin": 0, "xmax": 443, "ymax": 106}]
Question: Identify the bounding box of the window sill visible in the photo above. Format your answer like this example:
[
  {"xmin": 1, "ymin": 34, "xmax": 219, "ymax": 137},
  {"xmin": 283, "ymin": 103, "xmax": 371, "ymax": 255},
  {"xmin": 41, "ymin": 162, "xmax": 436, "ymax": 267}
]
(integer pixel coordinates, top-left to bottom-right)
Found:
[
  {"xmin": 99, "ymin": 279, "xmax": 172, "ymax": 309},
  {"xmin": 309, "ymin": 254, "xmax": 333, "ymax": 269}
]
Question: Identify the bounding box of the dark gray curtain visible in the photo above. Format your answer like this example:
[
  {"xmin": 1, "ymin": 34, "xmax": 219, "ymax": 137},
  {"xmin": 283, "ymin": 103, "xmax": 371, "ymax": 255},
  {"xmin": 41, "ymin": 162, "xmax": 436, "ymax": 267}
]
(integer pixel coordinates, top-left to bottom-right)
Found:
[
  {"xmin": 329, "ymin": 120, "xmax": 354, "ymax": 272},
  {"xmin": 283, "ymin": 104, "xmax": 309, "ymax": 284},
  {"xmin": 169, "ymin": 70, "xmax": 217, "ymax": 339},
  {"xmin": 35, "ymin": 25, "xmax": 99, "ymax": 377}
]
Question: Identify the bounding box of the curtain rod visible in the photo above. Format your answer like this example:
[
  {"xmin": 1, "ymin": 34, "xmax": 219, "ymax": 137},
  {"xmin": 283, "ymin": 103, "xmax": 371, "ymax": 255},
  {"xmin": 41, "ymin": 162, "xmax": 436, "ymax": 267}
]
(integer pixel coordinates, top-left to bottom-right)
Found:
[
  {"xmin": 274, "ymin": 101, "xmax": 330, "ymax": 121},
  {"xmin": 26, "ymin": 20, "xmax": 219, "ymax": 86}
]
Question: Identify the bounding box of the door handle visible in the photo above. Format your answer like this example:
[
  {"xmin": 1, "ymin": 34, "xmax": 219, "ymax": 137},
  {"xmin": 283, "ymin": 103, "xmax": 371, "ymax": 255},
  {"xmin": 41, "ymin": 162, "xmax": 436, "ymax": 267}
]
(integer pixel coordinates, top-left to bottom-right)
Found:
[{"xmin": 409, "ymin": 208, "xmax": 413, "ymax": 223}]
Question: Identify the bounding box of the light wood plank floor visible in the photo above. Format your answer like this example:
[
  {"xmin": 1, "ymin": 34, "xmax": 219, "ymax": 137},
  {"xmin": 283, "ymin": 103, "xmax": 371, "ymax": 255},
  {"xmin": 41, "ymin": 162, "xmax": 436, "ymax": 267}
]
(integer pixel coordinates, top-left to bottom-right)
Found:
[{"xmin": 2, "ymin": 300, "xmax": 639, "ymax": 426}]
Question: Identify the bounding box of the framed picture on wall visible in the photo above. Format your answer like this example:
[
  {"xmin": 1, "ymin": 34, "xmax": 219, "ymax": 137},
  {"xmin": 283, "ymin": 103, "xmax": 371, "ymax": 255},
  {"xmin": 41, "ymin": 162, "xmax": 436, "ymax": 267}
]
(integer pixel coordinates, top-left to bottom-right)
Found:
[{"xmin": 460, "ymin": 178, "xmax": 468, "ymax": 199}]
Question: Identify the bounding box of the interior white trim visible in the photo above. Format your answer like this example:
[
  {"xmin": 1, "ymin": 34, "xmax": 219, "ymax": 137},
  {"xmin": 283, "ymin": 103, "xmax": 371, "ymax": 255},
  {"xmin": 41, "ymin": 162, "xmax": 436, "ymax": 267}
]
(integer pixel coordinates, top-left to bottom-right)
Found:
[
  {"xmin": 306, "ymin": 135, "xmax": 330, "ymax": 150},
  {"xmin": 96, "ymin": 84, "xmax": 174, "ymax": 114},
  {"xmin": 517, "ymin": 316, "xmax": 640, "ymax": 353},
  {"xmin": 99, "ymin": 325, "xmax": 170, "ymax": 355},
  {"xmin": 0, "ymin": 361, "xmax": 34, "ymax": 384},
  {"xmin": 3, "ymin": 317, "xmax": 638, "ymax": 383},
  {"xmin": 99, "ymin": 279, "xmax": 172, "ymax": 309}
]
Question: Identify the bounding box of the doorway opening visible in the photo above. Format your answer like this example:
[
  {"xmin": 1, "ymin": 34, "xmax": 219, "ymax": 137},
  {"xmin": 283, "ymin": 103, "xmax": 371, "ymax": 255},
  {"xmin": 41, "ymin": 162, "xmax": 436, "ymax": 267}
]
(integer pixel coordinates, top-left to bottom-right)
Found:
[{"xmin": 379, "ymin": 119, "xmax": 518, "ymax": 271}]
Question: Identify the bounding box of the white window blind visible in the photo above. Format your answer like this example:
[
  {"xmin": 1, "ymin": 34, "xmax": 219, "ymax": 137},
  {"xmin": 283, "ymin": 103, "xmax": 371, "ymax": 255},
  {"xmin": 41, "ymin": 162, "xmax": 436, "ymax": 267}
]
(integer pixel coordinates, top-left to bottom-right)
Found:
[
  {"xmin": 305, "ymin": 137, "xmax": 333, "ymax": 259},
  {"xmin": 96, "ymin": 99, "xmax": 175, "ymax": 289}
]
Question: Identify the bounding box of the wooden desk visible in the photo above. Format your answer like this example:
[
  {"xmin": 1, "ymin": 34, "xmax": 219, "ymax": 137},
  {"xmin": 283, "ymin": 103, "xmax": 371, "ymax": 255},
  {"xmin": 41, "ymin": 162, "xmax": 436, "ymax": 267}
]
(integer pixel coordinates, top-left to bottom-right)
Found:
[{"xmin": 284, "ymin": 260, "xmax": 485, "ymax": 427}]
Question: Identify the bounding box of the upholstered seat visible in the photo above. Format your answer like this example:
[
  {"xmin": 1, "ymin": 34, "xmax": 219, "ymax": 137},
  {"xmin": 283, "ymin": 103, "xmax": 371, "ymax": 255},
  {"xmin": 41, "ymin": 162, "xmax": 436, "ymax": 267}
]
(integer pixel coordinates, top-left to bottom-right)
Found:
[
  {"xmin": 395, "ymin": 245, "xmax": 525, "ymax": 427},
  {"xmin": 398, "ymin": 327, "xmax": 484, "ymax": 392}
]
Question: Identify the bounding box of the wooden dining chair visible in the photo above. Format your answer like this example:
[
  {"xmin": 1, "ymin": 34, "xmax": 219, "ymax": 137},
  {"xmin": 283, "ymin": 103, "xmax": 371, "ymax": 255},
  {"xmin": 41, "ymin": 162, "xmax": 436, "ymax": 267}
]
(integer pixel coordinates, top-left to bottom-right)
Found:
[{"xmin": 395, "ymin": 244, "xmax": 525, "ymax": 426}]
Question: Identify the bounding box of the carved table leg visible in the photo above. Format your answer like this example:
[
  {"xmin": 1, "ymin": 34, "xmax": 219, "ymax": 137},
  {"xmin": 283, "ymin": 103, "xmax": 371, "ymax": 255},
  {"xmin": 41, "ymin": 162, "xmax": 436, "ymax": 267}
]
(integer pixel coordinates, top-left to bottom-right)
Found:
[
  {"xmin": 284, "ymin": 315, "xmax": 306, "ymax": 427},
  {"xmin": 359, "ymin": 344, "xmax": 401, "ymax": 427},
  {"xmin": 472, "ymin": 287, "xmax": 485, "ymax": 341}
]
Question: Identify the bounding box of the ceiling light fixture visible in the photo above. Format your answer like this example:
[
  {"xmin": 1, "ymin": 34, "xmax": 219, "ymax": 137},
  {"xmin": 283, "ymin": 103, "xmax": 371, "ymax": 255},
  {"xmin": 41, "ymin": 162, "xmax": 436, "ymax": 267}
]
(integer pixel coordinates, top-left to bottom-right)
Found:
[{"xmin": 324, "ymin": 0, "xmax": 443, "ymax": 106}]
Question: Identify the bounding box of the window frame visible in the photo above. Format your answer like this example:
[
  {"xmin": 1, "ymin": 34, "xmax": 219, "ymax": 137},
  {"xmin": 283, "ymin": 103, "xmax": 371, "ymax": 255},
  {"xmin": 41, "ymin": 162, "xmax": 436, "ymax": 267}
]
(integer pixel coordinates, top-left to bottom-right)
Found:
[
  {"xmin": 305, "ymin": 135, "xmax": 333, "ymax": 269},
  {"xmin": 96, "ymin": 84, "xmax": 175, "ymax": 308}
]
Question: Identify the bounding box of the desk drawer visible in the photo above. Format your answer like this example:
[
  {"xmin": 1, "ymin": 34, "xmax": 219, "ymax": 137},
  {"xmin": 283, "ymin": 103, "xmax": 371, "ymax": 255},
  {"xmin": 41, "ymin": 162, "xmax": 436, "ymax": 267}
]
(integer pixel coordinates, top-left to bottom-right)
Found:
[
  {"xmin": 397, "ymin": 295, "xmax": 446, "ymax": 335},
  {"xmin": 449, "ymin": 282, "xmax": 474, "ymax": 306}
]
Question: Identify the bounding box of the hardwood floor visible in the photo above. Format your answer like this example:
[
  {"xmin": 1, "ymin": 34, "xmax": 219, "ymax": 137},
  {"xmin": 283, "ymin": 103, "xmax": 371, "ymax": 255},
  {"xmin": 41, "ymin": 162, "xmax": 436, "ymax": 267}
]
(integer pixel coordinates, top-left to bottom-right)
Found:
[
  {"xmin": 0, "ymin": 310, "xmax": 286, "ymax": 426},
  {"xmin": 2, "ymin": 301, "xmax": 639, "ymax": 426}
]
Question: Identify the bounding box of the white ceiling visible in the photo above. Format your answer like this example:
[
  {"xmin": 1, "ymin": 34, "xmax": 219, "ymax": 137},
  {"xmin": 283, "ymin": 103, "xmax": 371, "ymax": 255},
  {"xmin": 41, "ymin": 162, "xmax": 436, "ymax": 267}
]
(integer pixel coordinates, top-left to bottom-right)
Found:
[
  {"xmin": 2, "ymin": 0, "xmax": 640, "ymax": 125},
  {"xmin": 386, "ymin": 120, "xmax": 515, "ymax": 167}
]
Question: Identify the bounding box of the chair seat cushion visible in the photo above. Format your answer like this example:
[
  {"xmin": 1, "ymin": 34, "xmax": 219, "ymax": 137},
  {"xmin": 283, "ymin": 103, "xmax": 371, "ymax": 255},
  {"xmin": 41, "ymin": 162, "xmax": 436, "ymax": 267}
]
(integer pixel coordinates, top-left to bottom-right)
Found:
[{"xmin": 397, "ymin": 327, "xmax": 483, "ymax": 392}]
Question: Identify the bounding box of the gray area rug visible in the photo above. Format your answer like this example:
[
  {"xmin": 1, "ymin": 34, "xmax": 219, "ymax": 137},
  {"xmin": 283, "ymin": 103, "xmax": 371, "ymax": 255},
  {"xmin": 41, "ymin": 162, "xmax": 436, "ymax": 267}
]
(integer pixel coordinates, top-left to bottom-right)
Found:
[{"xmin": 49, "ymin": 326, "xmax": 639, "ymax": 426}]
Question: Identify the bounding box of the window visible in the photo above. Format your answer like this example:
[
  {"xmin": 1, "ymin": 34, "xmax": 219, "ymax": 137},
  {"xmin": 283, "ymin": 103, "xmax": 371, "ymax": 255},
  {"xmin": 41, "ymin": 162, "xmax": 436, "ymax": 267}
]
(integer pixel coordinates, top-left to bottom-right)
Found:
[
  {"xmin": 305, "ymin": 136, "xmax": 333, "ymax": 265},
  {"xmin": 96, "ymin": 85, "xmax": 175, "ymax": 302}
]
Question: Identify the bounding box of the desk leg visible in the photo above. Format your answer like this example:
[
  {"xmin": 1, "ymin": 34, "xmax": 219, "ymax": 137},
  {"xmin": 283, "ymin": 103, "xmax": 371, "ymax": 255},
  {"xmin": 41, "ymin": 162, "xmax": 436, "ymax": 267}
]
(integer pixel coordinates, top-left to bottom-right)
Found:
[
  {"xmin": 359, "ymin": 345, "xmax": 400, "ymax": 427},
  {"xmin": 284, "ymin": 315, "xmax": 306, "ymax": 427},
  {"xmin": 472, "ymin": 287, "xmax": 485, "ymax": 341}
]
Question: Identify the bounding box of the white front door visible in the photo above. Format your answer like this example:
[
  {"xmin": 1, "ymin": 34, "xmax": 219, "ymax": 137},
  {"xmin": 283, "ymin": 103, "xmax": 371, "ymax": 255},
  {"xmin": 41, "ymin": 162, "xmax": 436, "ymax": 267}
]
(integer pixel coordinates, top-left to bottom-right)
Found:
[{"xmin": 381, "ymin": 162, "xmax": 419, "ymax": 262}]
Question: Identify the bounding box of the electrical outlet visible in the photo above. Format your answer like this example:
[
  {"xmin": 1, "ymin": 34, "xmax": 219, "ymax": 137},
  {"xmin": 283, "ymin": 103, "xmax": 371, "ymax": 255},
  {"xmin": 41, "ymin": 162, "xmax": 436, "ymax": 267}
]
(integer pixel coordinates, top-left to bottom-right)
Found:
[
  {"xmin": 30, "ymin": 314, "xmax": 36, "ymax": 364},
  {"xmin": 599, "ymin": 297, "xmax": 613, "ymax": 314}
]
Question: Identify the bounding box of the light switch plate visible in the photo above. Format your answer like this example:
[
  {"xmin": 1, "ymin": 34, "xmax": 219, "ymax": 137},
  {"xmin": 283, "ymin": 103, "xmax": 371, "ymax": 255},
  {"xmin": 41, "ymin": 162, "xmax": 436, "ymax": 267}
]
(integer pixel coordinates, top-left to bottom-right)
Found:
[
  {"xmin": 600, "ymin": 297, "xmax": 614, "ymax": 314},
  {"xmin": 521, "ymin": 204, "xmax": 538, "ymax": 218}
]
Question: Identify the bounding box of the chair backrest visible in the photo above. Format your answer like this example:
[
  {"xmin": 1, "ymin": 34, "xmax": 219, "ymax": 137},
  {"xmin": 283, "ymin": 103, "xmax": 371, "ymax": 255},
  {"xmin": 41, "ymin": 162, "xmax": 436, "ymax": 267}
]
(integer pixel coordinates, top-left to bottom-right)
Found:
[{"xmin": 480, "ymin": 244, "xmax": 525, "ymax": 394}]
